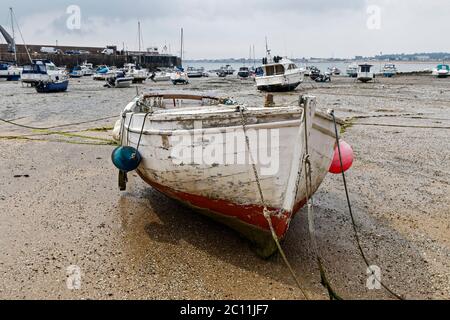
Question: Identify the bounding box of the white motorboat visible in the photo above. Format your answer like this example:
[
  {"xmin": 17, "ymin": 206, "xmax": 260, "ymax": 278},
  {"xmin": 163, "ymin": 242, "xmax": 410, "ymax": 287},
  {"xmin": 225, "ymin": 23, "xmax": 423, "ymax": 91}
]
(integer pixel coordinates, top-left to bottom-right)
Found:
[
  {"xmin": 346, "ymin": 63, "xmax": 358, "ymax": 78},
  {"xmin": 255, "ymin": 53, "xmax": 305, "ymax": 92},
  {"xmin": 432, "ymin": 64, "xmax": 450, "ymax": 78},
  {"xmin": 80, "ymin": 62, "xmax": 95, "ymax": 76},
  {"xmin": 0, "ymin": 62, "xmax": 21, "ymax": 81},
  {"xmin": 170, "ymin": 69, "xmax": 189, "ymax": 85},
  {"xmin": 105, "ymin": 70, "xmax": 133, "ymax": 88},
  {"xmin": 111, "ymin": 92, "xmax": 350, "ymax": 257},
  {"xmin": 186, "ymin": 67, "xmax": 204, "ymax": 78},
  {"xmin": 21, "ymin": 59, "xmax": 67, "ymax": 85},
  {"xmin": 123, "ymin": 63, "xmax": 148, "ymax": 83},
  {"xmin": 382, "ymin": 64, "xmax": 397, "ymax": 77}
]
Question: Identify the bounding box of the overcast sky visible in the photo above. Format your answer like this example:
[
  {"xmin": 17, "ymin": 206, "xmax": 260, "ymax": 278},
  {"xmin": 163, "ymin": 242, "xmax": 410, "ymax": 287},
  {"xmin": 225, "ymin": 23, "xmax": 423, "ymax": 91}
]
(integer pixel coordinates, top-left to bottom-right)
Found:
[{"xmin": 1, "ymin": 0, "xmax": 449, "ymax": 59}]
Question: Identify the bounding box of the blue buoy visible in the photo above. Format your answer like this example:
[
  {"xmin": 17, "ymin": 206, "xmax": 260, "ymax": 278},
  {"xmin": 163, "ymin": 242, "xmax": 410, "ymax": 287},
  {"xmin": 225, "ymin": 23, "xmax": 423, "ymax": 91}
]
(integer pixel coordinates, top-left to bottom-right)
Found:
[{"xmin": 111, "ymin": 146, "xmax": 142, "ymax": 172}]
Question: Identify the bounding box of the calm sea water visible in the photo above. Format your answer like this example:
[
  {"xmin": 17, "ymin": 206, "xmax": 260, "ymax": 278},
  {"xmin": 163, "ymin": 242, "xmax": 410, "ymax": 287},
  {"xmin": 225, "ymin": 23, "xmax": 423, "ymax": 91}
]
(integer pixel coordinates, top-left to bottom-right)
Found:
[{"xmin": 185, "ymin": 61, "xmax": 438, "ymax": 73}]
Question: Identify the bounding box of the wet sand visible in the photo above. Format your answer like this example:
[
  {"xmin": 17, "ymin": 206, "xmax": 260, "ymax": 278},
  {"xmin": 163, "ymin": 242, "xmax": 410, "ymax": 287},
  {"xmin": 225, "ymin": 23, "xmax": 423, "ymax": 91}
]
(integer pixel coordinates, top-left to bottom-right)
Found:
[{"xmin": 0, "ymin": 75, "xmax": 449, "ymax": 300}]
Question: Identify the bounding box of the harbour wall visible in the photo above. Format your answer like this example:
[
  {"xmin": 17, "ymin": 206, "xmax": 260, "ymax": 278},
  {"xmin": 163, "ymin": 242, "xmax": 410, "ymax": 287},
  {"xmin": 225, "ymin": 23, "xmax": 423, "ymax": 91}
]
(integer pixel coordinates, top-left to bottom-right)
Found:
[{"xmin": 0, "ymin": 44, "xmax": 181, "ymax": 70}]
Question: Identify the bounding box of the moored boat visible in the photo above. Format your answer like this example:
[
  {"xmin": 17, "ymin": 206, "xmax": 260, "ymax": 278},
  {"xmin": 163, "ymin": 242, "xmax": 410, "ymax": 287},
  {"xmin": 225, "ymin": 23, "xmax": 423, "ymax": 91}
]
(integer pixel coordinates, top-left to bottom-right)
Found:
[
  {"xmin": 105, "ymin": 70, "xmax": 133, "ymax": 88},
  {"xmin": 382, "ymin": 64, "xmax": 397, "ymax": 77},
  {"xmin": 111, "ymin": 92, "xmax": 350, "ymax": 257},
  {"xmin": 69, "ymin": 65, "xmax": 84, "ymax": 78},
  {"xmin": 357, "ymin": 63, "xmax": 375, "ymax": 83},
  {"xmin": 35, "ymin": 78, "xmax": 69, "ymax": 93},
  {"xmin": 255, "ymin": 53, "xmax": 305, "ymax": 92},
  {"xmin": 21, "ymin": 59, "xmax": 66, "ymax": 86},
  {"xmin": 346, "ymin": 63, "xmax": 358, "ymax": 78},
  {"xmin": 237, "ymin": 66, "xmax": 250, "ymax": 79},
  {"xmin": 186, "ymin": 67, "xmax": 204, "ymax": 78},
  {"xmin": 149, "ymin": 69, "xmax": 172, "ymax": 82},
  {"xmin": 123, "ymin": 63, "xmax": 148, "ymax": 83},
  {"xmin": 328, "ymin": 66, "xmax": 341, "ymax": 76},
  {"xmin": 432, "ymin": 64, "xmax": 450, "ymax": 78},
  {"xmin": 170, "ymin": 68, "xmax": 189, "ymax": 85},
  {"xmin": 0, "ymin": 62, "xmax": 21, "ymax": 81}
]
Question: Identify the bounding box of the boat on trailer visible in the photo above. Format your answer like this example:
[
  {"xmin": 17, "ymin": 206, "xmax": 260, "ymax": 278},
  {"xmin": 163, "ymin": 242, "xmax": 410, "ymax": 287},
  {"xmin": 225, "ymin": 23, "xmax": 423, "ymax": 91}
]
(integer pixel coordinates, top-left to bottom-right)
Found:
[
  {"xmin": 112, "ymin": 92, "xmax": 348, "ymax": 257},
  {"xmin": 255, "ymin": 53, "xmax": 305, "ymax": 92}
]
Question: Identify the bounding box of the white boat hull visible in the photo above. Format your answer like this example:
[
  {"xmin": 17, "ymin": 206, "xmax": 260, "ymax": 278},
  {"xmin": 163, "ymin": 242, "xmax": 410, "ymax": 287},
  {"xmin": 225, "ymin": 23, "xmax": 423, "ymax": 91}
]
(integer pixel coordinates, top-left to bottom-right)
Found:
[
  {"xmin": 255, "ymin": 70, "xmax": 304, "ymax": 92},
  {"xmin": 116, "ymin": 96, "xmax": 338, "ymax": 256}
]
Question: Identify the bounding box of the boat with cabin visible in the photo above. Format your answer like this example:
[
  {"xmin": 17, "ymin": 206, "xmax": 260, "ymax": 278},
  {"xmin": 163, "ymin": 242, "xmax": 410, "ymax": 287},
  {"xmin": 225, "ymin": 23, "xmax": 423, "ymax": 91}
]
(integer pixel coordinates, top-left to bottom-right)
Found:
[
  {"xmin": 0, "ymin": 61, "xmax": 21, "ymax": 81},
  {"xmin": 255, "ymin": 53, "xmax": 305, "ymax": 92},
  {"xmin": 111, "ymin": 92, "xmax": 351, "ymax": 257},
  {"xmin": 432, "ymin": 64, "xmax": 450, "ymax": 78},
  {"xmin": 346, "ymin": 63, "xmax": 358, "ymax": 78},
  {"xmin": 382, "ymin": 64, "xmax": 397, "ymax": 77},
  {"xmin": 123, "ymin": 63, "xmax": 148, "ymax": 83},
  {"xmin": 357, "ymin": 63, "xmax": 375, "ymax": 83},
  {"xmin": 69, "ymin": 65, "xmax": 84, "ymax": 78},
  {"xmin": 105, "ymin": 70, "xmax": 133, "ymax": 88},
  {"xmin": 186, "ymin": 67, "xmax": 204, "ymax": 78},
  {"xmin": 237, "ymin": 67, "xmax": 250, "ymax": 79},
  {"xmin": 328, "ymin": 66, "xmax": 341, "ymax": 76},
  {"xmin": 80, "ymin": 62, "xmax": 95, "ymax": 76},
  {"xmin": 170, "ymin": 68, "xmax": 189, "ymax": 85},
  {"xmin": 21, "ymin": 59, "xmax": 67, "ymax": 86}
]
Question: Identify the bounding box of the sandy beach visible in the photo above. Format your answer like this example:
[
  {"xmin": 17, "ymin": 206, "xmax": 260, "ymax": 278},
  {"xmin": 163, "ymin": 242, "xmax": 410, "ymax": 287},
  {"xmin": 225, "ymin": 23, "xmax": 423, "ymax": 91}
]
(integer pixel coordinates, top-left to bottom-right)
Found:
[{"xmin": 0, "ymin": 74, "xmax": 449, "ymax": 300}]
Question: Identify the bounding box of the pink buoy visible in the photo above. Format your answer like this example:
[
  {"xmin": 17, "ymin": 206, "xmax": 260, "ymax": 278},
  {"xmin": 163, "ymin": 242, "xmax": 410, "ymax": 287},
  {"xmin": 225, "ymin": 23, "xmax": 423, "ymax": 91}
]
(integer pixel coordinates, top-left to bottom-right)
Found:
[{"xmin": 329, "ymin": 140, "xmax": 354, "ymax": 174}]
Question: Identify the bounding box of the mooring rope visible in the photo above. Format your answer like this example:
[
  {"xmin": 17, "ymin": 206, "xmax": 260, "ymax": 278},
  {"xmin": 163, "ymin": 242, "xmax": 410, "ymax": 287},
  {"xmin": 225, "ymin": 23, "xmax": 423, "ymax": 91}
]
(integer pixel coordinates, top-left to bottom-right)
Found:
[
  {"xmin": 238, "ymin": 106, "xmax": 310, "ymax": 300},
  {"xmin": 0, "ymin": 115, "xmax": 120, "ymax": 131},
  {"xmin": 329, "ymin": 109, "xmax": 405, "ymax": 300},
  {"xmin": 302, "ymin": 101, "xmax": 343, "ymax": 300}
]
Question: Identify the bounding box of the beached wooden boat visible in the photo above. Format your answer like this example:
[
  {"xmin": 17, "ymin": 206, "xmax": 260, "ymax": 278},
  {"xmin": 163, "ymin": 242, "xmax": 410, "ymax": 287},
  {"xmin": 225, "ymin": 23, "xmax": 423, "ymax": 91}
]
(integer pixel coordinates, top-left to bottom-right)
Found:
[{"xmin": 113, "ymin": 92, "xmax": 342, "ymax": 257}]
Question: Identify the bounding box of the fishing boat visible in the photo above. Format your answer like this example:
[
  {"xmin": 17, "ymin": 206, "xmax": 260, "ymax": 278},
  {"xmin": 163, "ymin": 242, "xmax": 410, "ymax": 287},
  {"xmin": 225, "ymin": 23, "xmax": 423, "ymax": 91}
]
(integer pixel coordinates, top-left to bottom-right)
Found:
[
  {"xmin": 111, "ymin": 92, "xmax": 351, "ymax": 257},
  {"xmin": 346, "ymin": 63, "xmax": 358, "ymax": 78},
  {"xmin": 382, "ymin": 64, "xmax": 397, "ymax": 77},
  {"xmin": 186, "ymin": 67, "xmax": 204, "ymax": 78},
  {"xmin": 432, "ymin": 64, "xmax": 450, "ymax": 78},
  {"xmin": 69, "ymin": 65, "xmax": 84, "ymax": 78},
  {"xmin": 123, "ymin": 63, "xmax": 148, "ymax": 83},
  {"xmin": 35, "ymin": 78, "xmax": 69, "ymax": 93},
  {"xmin": 0, "ymin": 62, "xmax": 21, "ymax": 81},
  {"xmin": 255, "ymin": 53, "xmax": 305, "ymax": 92},
  {"xmin": 105, "ymin": 70, "xmax": 133, "ymax": 88},
  {"xmin": 237, "ymin": 67, "xmax": 250, "ymax": 79},
  {"xmin": 357, "ymin": 63, "xmax": 375, "ymax": 83},
  {"xmin": 21, "ymin": 59, "xmax": 66, "ymax": 86},
  {"xmin": 170, "ymin": 68, "xmax": 189, "ymax": 85}
]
